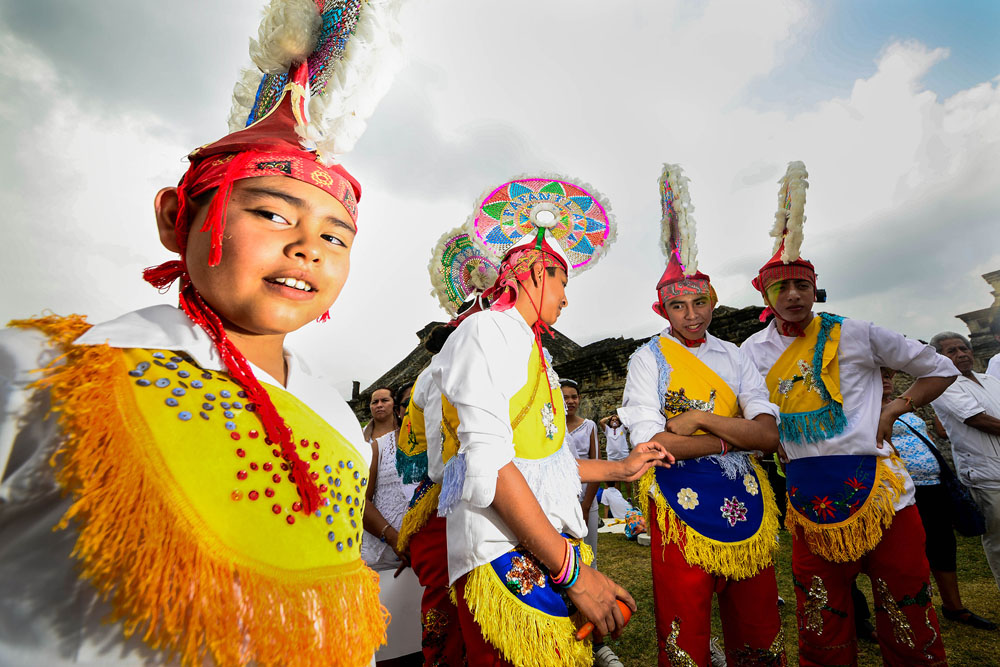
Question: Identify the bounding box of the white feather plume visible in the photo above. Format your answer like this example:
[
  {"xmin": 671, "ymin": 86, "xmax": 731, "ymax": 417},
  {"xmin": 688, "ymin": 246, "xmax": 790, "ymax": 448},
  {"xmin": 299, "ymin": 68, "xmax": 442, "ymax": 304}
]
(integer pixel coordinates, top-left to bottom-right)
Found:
[
  {"xmin": 226, "ymin": 0, "xmax": 405, "ymax": 161},
  {"xmin": 249, "ymin": 0, "xmax": 322, "ymax": 74},
  {"xmin": 465, "ymin": 171, "xmax": 616, "ymax": 279},
  {"xmin": 227, "ymin": 67, "xmax": 264, "ymax": 133},
  {"xmin": 658, "ymin": 163, "xmax": 698, "ymax": 274},
  {"xmin": 303, "ymin": 0, "xmax": 405, "ymax": 164},
  {"xmin": 769, "ymin": 161, "xmax": 809, "ymax": 262}
]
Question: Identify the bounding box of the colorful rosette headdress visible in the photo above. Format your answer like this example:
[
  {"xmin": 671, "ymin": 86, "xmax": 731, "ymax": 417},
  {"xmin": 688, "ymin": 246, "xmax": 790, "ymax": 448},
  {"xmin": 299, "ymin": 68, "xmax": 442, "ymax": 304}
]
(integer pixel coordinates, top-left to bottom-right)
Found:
[
  {"xmin": 471, "ymin": 175, "xmax": 615, "ymax": 274},
  {"xmin": 652, "ymin": 164, "xmax": 715, "ymax": 319},
  {"xmin": 751, "ymin": 161, "xmax": 820, "ymax": 320},
  {"xmin": 143, "ymin": 0, "xmax": 403, "ymax": 516},
  {"xmin": 428, "ymin": 226, "xmax": 500, "ymax": 318}
]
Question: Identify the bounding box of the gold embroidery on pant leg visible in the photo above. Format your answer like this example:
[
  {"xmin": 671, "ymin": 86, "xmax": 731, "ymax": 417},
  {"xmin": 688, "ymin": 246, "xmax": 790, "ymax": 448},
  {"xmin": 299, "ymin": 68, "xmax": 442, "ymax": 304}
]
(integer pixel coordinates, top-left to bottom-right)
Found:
[
  {"xmin": 875, "ymin": 578, "xmax": 916, "ymax": 649},
  {"xmin": 663, "ymin": 617, "xmax": 698, "ymax": 667},
  {"xmin": 921, "ymin": 606, "xmax": 939, "ymax": 662},
  {"xmin": 803, "ymin": 576, "xmax": 829, "ymax": 635},
  {"xmin": 731, "ymin": 625, "xmax": 787, "ymax": 666}
]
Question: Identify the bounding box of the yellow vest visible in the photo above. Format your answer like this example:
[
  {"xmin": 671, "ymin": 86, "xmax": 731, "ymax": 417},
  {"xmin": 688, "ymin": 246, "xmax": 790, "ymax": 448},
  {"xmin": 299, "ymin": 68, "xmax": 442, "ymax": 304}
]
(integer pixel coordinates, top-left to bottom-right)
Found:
[{"xmin": 14, "ymin": 315, "xmax": 385, "ymax": 667}]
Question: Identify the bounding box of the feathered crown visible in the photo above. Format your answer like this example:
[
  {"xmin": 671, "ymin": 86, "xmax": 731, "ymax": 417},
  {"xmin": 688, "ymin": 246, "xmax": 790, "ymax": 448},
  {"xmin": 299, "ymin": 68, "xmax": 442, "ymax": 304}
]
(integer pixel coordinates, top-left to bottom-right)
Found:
[
  {"xmin": 751, "ymin": 161, "xmax": 817, "ymax": 297},
  {"xmin": 429, "ymin": 226, "xmax": 500, "ymax": 316},
  {"xmin": 652, "ymin": 164, "xmax": 713, "ymax": 316},
  {"xmin": 659, "ymin": 163, "xmax": 698, "ymax": 274},
  {"xmin": 768, "ymin": 160, "xmax": 809, "ymax": 262},
  {"xmin": 225, "ymin": 0, "xmax": 403, "ymax": 165}
]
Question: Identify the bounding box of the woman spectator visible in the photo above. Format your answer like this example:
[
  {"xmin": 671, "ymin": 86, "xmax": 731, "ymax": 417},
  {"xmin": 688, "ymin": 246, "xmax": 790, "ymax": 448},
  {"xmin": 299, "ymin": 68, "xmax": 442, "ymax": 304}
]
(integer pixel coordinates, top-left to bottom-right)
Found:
[
  {"xmin": 560, "ymin": 379, "xmax": 600, "ymax": 558},
  {"xmin": 882, "ymin": 368, "xmax": 996, "ymax": 630},
  {"xmin": 362, "ymin": 387, "xmax": 422, "ymax": 665}
]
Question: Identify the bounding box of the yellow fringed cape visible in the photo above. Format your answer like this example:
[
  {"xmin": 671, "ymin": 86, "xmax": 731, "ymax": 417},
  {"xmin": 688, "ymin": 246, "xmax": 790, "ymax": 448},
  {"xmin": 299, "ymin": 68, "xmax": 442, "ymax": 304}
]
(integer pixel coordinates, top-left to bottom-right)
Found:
[
  {"xmin": 637, "ymin": 335, "xmax": 781, "ymax": 579},
  {"xmin": 462, "ymin": 541, "xmax": 594, "ymax": 667},
  {"xmin": 11, "ymin": 315, "xmax": 387, "ymax": 667},
  {"xmin": 396, "ymin": 480, "xmax": 440, "ymax": 554},
  {"xmin": 784, "ymin": 454, "xmax": 905, "ymax": 562}
]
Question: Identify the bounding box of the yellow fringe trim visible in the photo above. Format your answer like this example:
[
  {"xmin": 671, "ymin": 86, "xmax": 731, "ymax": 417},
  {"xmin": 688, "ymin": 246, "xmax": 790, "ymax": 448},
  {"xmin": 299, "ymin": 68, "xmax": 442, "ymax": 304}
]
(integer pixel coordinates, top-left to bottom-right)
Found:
[
  {"xmin": 11, "ymin": 315, "xmax": 387, "ymax": 667},
  {"xmin": 462, "ymin": 542, "xmax": 594, "ymax": 667},
  {"xmin": 638, "ymin": 461, "xmax": 780, "ymax": 580},
  {"xmin": 785, "ymin": 456, "xmax": 905, "ymax": 563},
  {"xmin": 397, "ymin": 482, "xmax": 441, "ymax": 553}
]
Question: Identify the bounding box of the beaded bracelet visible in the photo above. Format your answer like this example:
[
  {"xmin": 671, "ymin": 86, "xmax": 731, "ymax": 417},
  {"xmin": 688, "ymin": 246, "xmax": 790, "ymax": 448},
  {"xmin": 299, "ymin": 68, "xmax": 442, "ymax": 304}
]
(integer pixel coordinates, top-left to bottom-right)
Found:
[
  {"xmin": 551, "ymin": 539, "xmax": 576, "ymax": 586},
  {"xmin": 555, "ymin": 540, "xmax": 573, "ymax": 583},
  {"xmin": 561, "ymin": 552, "xmax": 581, "ymax": 589}
]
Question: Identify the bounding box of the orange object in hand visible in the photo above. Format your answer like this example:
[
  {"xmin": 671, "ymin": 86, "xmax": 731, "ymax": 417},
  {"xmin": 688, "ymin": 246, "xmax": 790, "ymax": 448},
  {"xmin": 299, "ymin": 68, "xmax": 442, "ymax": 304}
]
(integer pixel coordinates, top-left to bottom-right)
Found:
[{"xmin": 574, "ymin": 600, "xmax": 632, "ymax": 640}]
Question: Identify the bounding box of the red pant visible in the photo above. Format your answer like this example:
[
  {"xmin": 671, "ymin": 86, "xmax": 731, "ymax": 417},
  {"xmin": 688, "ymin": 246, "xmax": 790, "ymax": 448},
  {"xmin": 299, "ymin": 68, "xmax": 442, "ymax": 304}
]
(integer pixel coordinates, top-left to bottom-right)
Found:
[
  {"xmin": 792, "ymin": 504, "xmax": 947, "ymax": 666},
  {"xmin": 649, "ymin": 504, "xmax": 785, "ymax": 666},
  {"xmin": 453, "ymin": 573, "xmax": 513, "ymax": 666},
  {"xmin": 408, "ymin": 513, "xmax": 464, "ymax": 666}
]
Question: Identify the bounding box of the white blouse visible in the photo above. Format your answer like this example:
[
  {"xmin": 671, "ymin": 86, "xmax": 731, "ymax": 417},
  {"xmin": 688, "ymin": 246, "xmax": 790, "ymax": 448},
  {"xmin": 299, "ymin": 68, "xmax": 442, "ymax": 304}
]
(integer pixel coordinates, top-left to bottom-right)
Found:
[
  {"xmin": 0, "ymin": 305, "xmax": 370, "ymax": 666},
  {"xmin": 362, "ymin": 430, "xmax": 419, "ymax": 566},
  {"xmin": 565, "ymin": 419, "xmax": 597, "ymax": 460},
  {"xmin": 430, "ymin": 309, "xmax": 586, "ymax": 584},
  {"xmin": 741, "ymin": 316, "xmax": 958, "ymax": 511}
]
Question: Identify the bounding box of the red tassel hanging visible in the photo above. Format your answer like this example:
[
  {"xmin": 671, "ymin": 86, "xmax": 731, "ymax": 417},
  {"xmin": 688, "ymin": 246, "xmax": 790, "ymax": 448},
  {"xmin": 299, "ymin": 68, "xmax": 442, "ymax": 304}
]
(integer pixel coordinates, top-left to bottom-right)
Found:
[{"xmin": 200, "ymin": 152, "xmax": 254, "ymax": 267}]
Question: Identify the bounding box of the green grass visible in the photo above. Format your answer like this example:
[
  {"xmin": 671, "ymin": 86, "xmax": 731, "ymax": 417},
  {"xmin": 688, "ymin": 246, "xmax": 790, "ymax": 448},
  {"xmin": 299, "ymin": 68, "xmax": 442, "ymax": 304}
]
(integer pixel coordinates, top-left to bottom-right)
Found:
[{"xmin": 597, "ymin": 529, "xmax": 1000, "ymax": 665}]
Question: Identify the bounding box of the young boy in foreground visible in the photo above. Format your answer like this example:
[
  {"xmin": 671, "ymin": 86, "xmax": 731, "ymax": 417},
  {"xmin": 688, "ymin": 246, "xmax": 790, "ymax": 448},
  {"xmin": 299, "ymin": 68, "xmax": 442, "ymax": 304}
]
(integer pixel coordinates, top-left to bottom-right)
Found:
[{"xmin": 0, "ymin": 1, "xmax": 402, "ymax": 664}]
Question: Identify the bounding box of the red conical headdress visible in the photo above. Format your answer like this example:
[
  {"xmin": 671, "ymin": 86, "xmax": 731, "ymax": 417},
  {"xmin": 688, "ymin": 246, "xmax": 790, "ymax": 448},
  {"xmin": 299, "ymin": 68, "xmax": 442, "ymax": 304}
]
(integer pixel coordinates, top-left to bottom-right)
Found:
[{"xmin": 652, "ymin": 164, "xmax": 715, "ymax": 319}]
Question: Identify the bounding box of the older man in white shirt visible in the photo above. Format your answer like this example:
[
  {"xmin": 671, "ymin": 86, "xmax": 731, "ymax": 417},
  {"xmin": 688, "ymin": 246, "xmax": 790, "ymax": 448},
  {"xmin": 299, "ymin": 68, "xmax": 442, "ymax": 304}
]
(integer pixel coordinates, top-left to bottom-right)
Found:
[{"xmin": 929, "ymin": 331, "xmax": 1000, "ymax": 591}]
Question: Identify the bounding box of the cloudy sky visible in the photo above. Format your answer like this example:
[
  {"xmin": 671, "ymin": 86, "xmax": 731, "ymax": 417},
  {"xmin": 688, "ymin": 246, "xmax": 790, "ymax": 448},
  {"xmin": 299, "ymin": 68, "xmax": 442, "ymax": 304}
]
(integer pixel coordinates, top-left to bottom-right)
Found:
[{"xmin": 1, "ymin": 0, "xmax": 998, "ymax": 398}]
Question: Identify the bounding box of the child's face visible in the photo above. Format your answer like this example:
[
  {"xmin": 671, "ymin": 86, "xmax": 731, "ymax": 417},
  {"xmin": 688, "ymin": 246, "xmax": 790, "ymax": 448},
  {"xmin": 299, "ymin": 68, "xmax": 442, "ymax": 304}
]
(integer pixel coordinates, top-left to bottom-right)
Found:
[{"xmin": 179, "ymin": 176, "xmax": 356, "ymax": 336}]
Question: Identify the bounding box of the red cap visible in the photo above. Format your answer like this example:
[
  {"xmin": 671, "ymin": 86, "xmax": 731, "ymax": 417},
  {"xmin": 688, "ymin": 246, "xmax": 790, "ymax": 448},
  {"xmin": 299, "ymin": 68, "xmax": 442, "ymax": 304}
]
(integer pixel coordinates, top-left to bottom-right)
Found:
[
  {"xmin": 651, "ymin": 253, "xmax": 715, "ymax": 319},
  {"xmin": 750, "ymin": 239, "xmax": 817, "ymax": 293}
]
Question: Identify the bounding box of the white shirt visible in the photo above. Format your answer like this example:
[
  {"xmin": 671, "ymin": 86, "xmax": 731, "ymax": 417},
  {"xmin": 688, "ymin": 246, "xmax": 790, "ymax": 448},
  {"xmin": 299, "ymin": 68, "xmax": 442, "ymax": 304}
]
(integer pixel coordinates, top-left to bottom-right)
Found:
[
  {"xmin": 604, "ymin": 423, "xmax": 630, "ymax": 461},
  {"xmin": 741, "ymin": 316, "xmax": 958, "ymax": 511},
  {"xmin": 599, "ymin": 486, "xmax": 635, "ymax": 519},
  {"xmin": 0, "ymin": 305, "xmax": 369, "ymax": 666},
  {"xmin": 566, "ymin": 419, "xmax": 597, "ymax": 460},
  {"xmin": 987, "ymin": 352, "xmax": 1000, "ymax": 381},
  {"xmin": 618, "ymin": 329, "xmax": 780, "ymax": 447},
  {"xmin": 411, "ymin": 367, "xmax": 445, "ymax": 484},
  {"xmin": 931, "ymin": 372, "xmax": 1000, "ymax": 488},
  {"xmin": 430, "ymin": 309, "xmax": 586, "ymax": 584}
]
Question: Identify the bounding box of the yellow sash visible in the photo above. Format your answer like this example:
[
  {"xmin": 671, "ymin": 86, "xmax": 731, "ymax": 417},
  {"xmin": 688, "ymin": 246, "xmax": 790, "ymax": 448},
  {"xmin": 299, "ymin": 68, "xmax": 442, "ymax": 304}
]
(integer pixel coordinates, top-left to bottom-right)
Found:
[
  {"xmin": 659, "ymin": 336, "xmax": 739, "ymax": 421},
  {"xmin": 14, "ymin": 315, "xmax": 386, "ymax": 667},
  {"xmin": 765, "ymin": 313, "xmax": 847, "ymax": 444},
  {"xmin": 636, "ymin": 335, "xmax": 780, "ymax": 579}
]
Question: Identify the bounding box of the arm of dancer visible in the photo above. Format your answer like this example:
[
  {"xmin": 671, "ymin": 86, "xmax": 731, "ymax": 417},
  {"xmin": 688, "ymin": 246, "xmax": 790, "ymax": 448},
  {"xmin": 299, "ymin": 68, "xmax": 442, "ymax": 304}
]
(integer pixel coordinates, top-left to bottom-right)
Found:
[
  {"xmin": 580, "ymin": 425, "xmax": 600, "ymax": 514},
  {"xmin": 492, "ymin": 463, "xmax": 634, "ymax": 639},
  {"xmin": 870, "ymin": 322, "xmax": 957, "ymax": 445}
]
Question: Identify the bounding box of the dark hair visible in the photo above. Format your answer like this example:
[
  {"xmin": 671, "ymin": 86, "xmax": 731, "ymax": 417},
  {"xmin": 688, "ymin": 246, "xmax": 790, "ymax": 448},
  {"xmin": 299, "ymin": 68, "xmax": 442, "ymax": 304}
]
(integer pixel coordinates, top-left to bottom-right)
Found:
[
  {"xmin": 369, "ymin": 387, "xmax": 393, "ymax": 406},
  {"xmin": 394, "ymin": 382, "xmax": 414, "ymax": 407},
  {"xmin": 424, "ymin": 325, "xmax": 454, "ymax": 354},
  {"xmin": 560, "ymin": 379, "xmax": 580, "ymax": 391}
]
